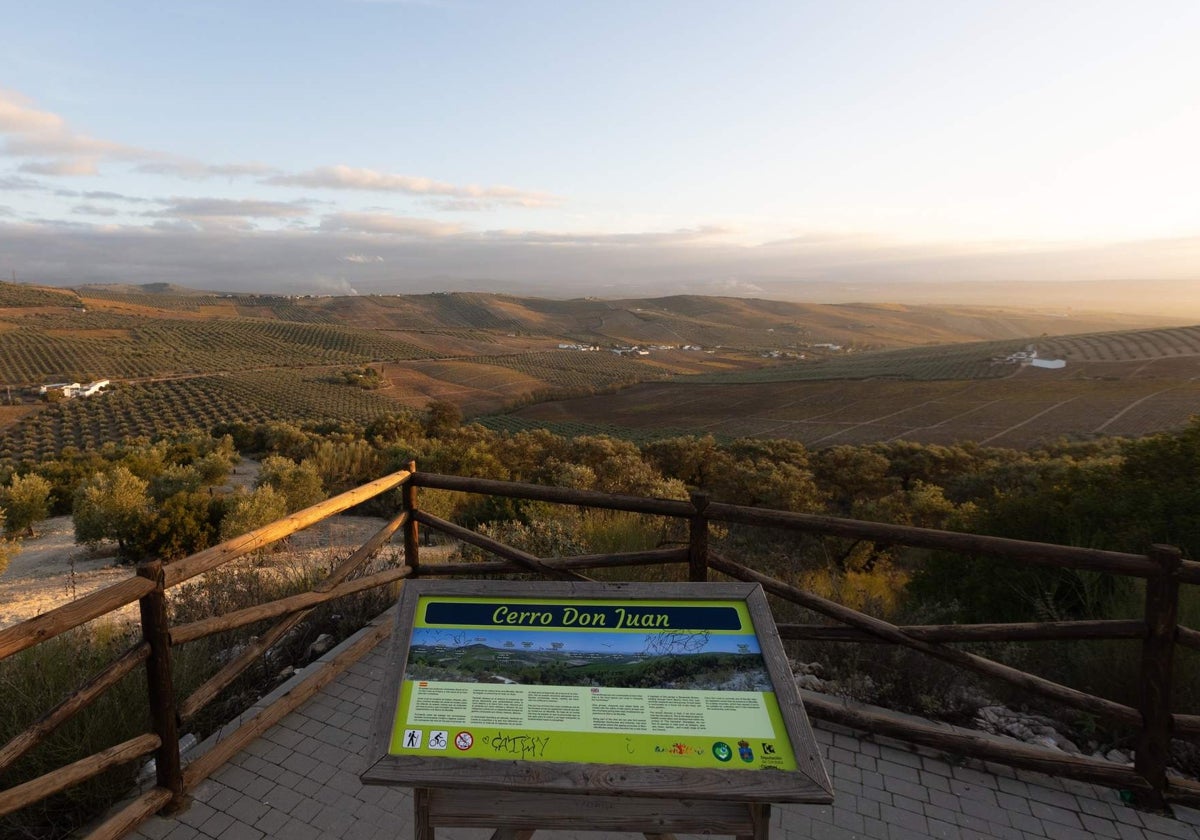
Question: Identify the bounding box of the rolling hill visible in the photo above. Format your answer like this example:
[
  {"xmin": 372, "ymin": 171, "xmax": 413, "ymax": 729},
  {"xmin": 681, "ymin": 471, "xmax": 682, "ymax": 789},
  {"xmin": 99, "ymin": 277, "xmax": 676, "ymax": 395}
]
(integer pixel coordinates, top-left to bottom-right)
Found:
[{"xmin": 1, "ymin": 281, "xmax": 1197, "ymax": 460}]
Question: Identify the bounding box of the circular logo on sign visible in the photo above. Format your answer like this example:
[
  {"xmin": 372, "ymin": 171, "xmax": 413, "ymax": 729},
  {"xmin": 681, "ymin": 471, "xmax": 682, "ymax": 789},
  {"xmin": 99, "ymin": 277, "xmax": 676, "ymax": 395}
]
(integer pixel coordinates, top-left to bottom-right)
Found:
[
  {"xmin": 454, "ymin": 731, "xmax": 474, "ymax": 751},
  {"xmin": 712, "ymin": 741, "xmax": 732, "ymax": 762}
]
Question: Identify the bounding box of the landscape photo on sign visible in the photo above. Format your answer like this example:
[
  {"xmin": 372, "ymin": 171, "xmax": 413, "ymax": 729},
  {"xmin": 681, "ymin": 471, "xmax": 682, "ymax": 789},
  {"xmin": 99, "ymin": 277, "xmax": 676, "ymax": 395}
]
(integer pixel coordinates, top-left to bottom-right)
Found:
[{"xmin": 386, "ymin": 596, "xmax": 799, "ymax": 771}]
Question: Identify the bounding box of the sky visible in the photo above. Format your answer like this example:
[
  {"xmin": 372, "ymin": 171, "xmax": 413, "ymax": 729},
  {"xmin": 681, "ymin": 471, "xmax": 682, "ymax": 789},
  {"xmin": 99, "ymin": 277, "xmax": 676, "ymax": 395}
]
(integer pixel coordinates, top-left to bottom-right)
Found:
[{"xmin": 2, "ymin": 1, "xmax": 1199, "ymax": 301}]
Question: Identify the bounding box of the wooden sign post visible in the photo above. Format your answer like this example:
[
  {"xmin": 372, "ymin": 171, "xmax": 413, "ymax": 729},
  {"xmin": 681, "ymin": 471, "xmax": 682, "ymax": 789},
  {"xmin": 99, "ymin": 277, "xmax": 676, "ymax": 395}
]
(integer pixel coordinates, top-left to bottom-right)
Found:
[{"xmin": 362, "ymin": 581, "xmax": 832, "ymax": 840}]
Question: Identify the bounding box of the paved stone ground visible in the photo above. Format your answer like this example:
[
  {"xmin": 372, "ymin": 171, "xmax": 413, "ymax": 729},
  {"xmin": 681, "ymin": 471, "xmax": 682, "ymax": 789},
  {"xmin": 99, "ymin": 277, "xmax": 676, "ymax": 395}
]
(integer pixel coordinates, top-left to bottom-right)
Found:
[{"xmin": 122, "ymin": 619, "xmax": 1200, "ymax": 840}]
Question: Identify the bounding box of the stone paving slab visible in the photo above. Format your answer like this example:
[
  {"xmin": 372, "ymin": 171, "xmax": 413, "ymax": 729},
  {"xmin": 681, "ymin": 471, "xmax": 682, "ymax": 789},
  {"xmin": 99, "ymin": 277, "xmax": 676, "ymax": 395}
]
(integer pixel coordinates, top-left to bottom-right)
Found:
[{"xmin": 123, "ymin": 618, "xmax": 1200, "ymax": 840}]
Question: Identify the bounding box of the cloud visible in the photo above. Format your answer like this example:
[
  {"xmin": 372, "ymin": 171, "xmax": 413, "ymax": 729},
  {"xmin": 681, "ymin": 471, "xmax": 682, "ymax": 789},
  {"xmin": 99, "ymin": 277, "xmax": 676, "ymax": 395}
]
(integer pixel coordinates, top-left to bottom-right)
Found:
[
  {"xmin": 319, "ymin": 212, "xmax": 462, "ymax": 237},
  {"xmin": 0, "ymin": 89, "xmax": 65, "ymax": 134},
  {"xmin": 340, "ymin": 254, "xmax": 385, "ymax": 263},
  {"xmin": 267, "ymin": 165, "xmax": 560, "ymax": 207},
  {"xmin": 81, "ymin": 190, "xmax": 151, "ymax": 203},
  {"xmin": 482, "ymin": 225, "xmax": 735, "ymax": 246},
  {"xmin": 2, "ymin": 218, "xmax": 1200, "ymax": 319},
  {"xmin": 135, "ymin": 160, "xmax": 282, "ymax": 180},
  {"xmin": 72, "ymin": 203, "xmax": 119, "ymax": 217},
  {"xmin": 0, "ymin": 174, "xmax": 45, "ymax": 190},
  {"xmin": 0, "ymin": 88, "xmax": 159, "ymax": 176},
  {"xmin": 19, "ymin": 158, "xmax": 100, "ymax": 176},
  {"xmin": 152, "ymin": 197, "xmax": 313, "ymax": 219}
]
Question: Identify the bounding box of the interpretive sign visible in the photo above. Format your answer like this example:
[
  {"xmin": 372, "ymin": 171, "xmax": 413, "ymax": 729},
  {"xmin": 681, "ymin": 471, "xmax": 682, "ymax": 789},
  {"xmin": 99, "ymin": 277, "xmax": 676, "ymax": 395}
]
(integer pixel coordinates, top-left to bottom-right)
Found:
[{"xmin": 362, "ymin": 581, "xmax": 832, "ymax": 803}]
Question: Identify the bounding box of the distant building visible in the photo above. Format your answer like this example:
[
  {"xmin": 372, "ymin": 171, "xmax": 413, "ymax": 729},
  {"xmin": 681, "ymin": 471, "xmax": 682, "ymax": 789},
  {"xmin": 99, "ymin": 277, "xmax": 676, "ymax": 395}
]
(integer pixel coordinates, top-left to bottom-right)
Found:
[{"xmin": 38, "ymin": 379, "xmax": 110, "ymax": 399}]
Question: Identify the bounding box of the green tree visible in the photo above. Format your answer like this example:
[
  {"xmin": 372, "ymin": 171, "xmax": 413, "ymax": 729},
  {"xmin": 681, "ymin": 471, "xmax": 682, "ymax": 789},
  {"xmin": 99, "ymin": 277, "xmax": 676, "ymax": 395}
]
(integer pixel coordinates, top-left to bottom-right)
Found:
[
  {"xmin": 73, "ymin": 467, "xmax": 151, "ymax": 558},
  {"xmin": 1, "ymin": 473, "xmax": 52, "ymax": 537},
  {"xmin": 424, "ymin": 400, "xmax": 462, "ymax": 438},
  {"xmin": 148, "ymin": 464, "xmax": 203, "ymax": 503},
  {"xmin": 219, "ymin": 485, "xmax": 288, "ymax": 541},
  {"xmin": 364, "ymin": 411, "xmax": 424, "ymax": 447},
  {"xmin": 257, "ymin": 455, "xmax": 325, "ymax": 512},
  {"xmin": 0, "ymin": 508, "xmax": 17, "ymax": 575},
  {"xmin": 130, "ymin": 490, "xmax": 220, "ymax": 562}
]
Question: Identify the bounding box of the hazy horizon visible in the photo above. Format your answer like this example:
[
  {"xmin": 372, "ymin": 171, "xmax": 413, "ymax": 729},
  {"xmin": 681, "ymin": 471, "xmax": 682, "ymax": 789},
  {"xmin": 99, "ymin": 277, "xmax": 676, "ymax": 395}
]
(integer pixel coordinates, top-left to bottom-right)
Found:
[{"xmin": 3, "ymin": 2, "xmax": 1198, "ymax": 315}]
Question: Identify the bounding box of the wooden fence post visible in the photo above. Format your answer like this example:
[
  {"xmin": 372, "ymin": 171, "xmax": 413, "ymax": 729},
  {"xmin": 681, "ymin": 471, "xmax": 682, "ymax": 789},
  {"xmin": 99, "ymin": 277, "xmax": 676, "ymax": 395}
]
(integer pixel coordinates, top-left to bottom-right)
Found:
[
  {"xmin": 689, "ymin": 492, "xmax": 710, "ymax": 582},
  {"xmin": 1134, "ymin": 544, "xmax": 1182, "ymax": 811},
  {"xmin": 403, "ymin": 461, "xmax": 420, "ymax": 576},
  {"xmin": 136, "ymin": 560, "xmax": 184, "ymax": 809}
]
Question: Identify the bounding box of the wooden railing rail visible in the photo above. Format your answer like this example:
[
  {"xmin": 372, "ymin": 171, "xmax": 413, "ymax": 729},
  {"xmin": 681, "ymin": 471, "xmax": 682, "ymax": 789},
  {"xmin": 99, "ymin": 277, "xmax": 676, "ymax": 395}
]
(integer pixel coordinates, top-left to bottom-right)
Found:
[
  {"xmin": 0, "ymin": 733, "xmax": 160, "ymax": 819},
  {"xmin": 3, "ymin": 465, "xmax": 1198, "ymax": 834},
  {"xmin": 1179, "ymin": 559, "xmax": 1200, "ymax": 585},
  {"xmin": 163, "ymin": 468, "xmax": 412, "ymax": 588},
  {"xmin": 411, "ymin": 472, "xmax": 694, "ymax": 518},
  {"xmin": 413, "ymin": 510, "xmax": 592, "ymax": 581},
  {"xmin": 177, "ymin": 509, "xmax": 410, "ymax": 721},
  {"xmin": 777, "ymin": 619, "xmax": 1148, "ymax": 644},
  {"xmin": 413, "ymin": 548, "xmax": 689, "ymax": 578},
  {"xmin": 0, "ymin": 577, "xmax": 155, "ymax": 660},
  {"xmin": 800, "ymin": 692, "xmax": 1149, "ymax": 792},
  {"xmin": 0, "ymin": 642, "xmax": 148, "ymax": 776},
  {"xmin": 83, "ymin": 787, "xmax": 174, "ymax": 840},
  {"xmin": 170, "ymin": 565, "xmax": 412, "ymax": 646},
  {"xmin": 708, "ymin": 552, "xmax": 1143, "ymax": 727},
  {"xmin": 702, "ymin": 501, "xmax": 1162, "ymax": 577}
]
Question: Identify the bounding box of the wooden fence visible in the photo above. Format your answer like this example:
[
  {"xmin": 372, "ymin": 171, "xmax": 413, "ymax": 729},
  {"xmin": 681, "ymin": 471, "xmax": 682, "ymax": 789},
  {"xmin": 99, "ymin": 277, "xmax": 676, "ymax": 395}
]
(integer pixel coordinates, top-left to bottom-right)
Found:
[{"xmin": 1, "ymin": 462, "xmax": 1198, "ymax": 838}]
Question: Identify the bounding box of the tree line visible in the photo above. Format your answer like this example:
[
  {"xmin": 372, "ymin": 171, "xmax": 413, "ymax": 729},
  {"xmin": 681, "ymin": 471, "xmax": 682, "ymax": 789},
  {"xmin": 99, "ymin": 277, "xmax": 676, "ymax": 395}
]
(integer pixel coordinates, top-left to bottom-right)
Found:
[{"xmin": 1, "ymin": 400, "xmax": 1197, "ymax": 630}]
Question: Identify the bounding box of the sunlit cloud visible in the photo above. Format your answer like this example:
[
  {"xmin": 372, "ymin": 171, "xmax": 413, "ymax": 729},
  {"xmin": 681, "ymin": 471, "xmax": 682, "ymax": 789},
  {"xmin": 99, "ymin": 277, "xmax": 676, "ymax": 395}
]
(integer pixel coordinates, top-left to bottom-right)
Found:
[
  {"xmin": 319, "ymin": 212, "xmax": 463, "ymax": 236},
  {"xmin": 135, "ymin": 160, "xmax": 282, "ymax": 180},
  {"xmin": 269, "ymin": 165, "xmax": 560, "ymax": 207},
  {"xmin": 483, "ymin": 225, "xmax": 735, "ymax": 246},
  {"xmin": 340, "ymin": 254, "xmax": 385, "ymax": 263},
  {"xmin": 19, "ymin": 158, "xmax": 101, "ymax": 176},
  {"xmin": 0, "ymin": 88, "xmax": 160, "ymax": 175}
]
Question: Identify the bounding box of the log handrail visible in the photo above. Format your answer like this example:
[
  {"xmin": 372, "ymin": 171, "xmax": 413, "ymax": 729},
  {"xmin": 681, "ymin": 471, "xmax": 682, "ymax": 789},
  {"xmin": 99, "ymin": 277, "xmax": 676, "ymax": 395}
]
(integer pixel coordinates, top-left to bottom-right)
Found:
[
  {"xmin": 82, "ymin": 787, "xmax": 174, "ymax": 840},
  {"xmin": 170, "ymin": 565, "xmax": 412, "ymax": 646},
  {"xmin": 0, "ymin": 577, "xmax": 155, "ymax": 660},
  {"xmin": 411, "ymin": 472, "xmax": 694, "ymax": 518},
  {"xmin": 708, "ymin": 552, "xmax": 1143, "ymax": 727},
  {"xmin": 1180, "ymin": 559, "xmax": 1200, "ymax": 585},
  {"xmin": 703, "ymin": 501, "xmax": 1162, "ymax": 577},
  {"xmin": 800, "ymin": 692, "xmax": 1148, "ymax": 792},
  {"xmin": 181, "ymin": 615, "xmax": 394, "ymax": 789},
  {"xmin": 777, "ymin": 619, "xmax": 1147, "ymax": 644},
  {"xmin": 163, "ymin": 468, "xmax": 412, "ymax": 588},
  {"xmin": 415, "ymin": 548, "xmax": 689, "ymax": 578},
  {"xmin": 2, "ymin": 465, "xmax": 1196, "ymax": 834},
  {"xmin": 0, "ymin": 642, "xmax": 149, "ymax": 775},
  {"xmin": 0, "ymin": 733, "xmax": 160, "ymax": 819},
  {"xmin": 177, "ymin": 509, "xmax": 409, "ymax": 721},
  {"xmin": 414, "ymin": 510, "xmax": 592, "ymax": 581}
]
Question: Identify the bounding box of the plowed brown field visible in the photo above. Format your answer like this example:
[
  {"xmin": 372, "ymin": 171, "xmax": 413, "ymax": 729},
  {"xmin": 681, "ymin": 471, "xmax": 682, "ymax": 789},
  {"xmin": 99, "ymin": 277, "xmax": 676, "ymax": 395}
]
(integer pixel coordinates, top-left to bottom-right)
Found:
[{"xmin": 511, "ymin": 359, "xmax": 1200, "ymax": 447}]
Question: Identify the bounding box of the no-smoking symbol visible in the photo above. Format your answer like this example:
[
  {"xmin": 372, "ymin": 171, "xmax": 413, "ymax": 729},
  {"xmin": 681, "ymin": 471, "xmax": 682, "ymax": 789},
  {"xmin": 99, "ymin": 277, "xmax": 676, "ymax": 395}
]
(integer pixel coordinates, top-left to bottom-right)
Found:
[{"xmin": 454, "ymin": 731, "xmax": 474, "ymax": 751}]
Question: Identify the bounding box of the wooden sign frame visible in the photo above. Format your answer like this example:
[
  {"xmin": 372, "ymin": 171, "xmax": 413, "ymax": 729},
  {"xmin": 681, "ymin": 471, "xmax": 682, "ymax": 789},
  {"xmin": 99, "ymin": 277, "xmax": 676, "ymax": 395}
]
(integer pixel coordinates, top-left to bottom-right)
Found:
[{"xmin": 362, "ymin": 580, "xmax": 832, "ymax": 804}]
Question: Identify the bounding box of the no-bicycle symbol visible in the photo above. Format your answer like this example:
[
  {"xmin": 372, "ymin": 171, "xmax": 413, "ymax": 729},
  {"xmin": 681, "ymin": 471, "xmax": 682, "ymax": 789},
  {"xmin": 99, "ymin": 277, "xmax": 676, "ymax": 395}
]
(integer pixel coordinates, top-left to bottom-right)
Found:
[{"xmin": 454, "ymin": 731, "xmax": 474, "ymax": 751}]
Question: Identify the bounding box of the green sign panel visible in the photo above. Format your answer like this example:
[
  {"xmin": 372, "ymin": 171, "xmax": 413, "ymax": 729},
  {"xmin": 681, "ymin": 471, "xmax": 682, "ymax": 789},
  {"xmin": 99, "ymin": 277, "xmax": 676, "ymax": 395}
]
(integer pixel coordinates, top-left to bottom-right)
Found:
[{"xmin": 386, "ymin": 594, "xmax": 798, "ymax": 772}]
